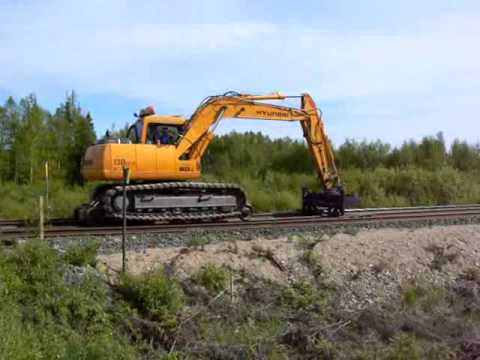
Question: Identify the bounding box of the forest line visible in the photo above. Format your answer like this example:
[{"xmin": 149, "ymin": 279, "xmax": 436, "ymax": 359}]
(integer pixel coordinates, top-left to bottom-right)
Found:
[{"xmin": 0, "ymin": 94, "xmax": 479, "ymax": 218}]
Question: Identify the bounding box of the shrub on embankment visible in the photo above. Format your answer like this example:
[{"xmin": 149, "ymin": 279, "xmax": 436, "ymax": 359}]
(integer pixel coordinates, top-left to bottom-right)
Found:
[
  {"xmin": 0, "ymin": 240, "xmax": 188, "ymax": 359},
  {"xmin": 0, "ymin": 241, "xmax": 136, "ymax": 359},
  {"xmin": 1, "ymin": 238, "xmax": 480, "ymax": 358}
]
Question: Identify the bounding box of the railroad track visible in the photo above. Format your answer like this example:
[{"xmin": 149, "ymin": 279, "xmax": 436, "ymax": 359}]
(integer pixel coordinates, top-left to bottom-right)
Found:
[
  {"xmin": 0, "ymin": 218, "xmax": 73, "ymax": 226},
  {"xmin": 1, "ymin": 204, "xmax": 480, "ymax": 240}
]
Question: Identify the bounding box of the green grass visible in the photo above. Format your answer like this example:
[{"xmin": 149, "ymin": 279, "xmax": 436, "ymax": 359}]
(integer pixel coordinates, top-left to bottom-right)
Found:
[
  {"xmin": 119, "ymin": 268, "xmax": 185, "ymax": 325},
  {"xmin": 194, "ymin": 263, "xmax": 228, "ymax": 294},
  {"xmin": 402, "ymin": 283, "xmax": 446, "ymax": 312},
  {"xmin": 280, "ymin": 280, "xmax": 333, "ymax": 315},
  {"xmin": 199, "ymin": 314, "xmax": 286, "ymax": 357},
  {"xmin": 0, "ymin": 180, "xmax": 92, "ymax": 221},
  {"xmin": 63, "ymin": 240, "xmax": 100, "ymax": 267}
]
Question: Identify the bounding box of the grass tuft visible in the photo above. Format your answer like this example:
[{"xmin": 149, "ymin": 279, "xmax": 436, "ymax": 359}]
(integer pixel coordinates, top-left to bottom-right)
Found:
[
  {"xmin": 119, "ymin": 268, "xmax": 184, "ymax": 325},
  {"xmin": 194, "ymin": 263, "xmax": 228, "ymax": 294},
  {"xmin": 63, "ymin": 240, "xmax": 100, "ymax": 267},
  {"xmin": 402, "ymin": 283, "xmax": 446, "ymax": 312}
]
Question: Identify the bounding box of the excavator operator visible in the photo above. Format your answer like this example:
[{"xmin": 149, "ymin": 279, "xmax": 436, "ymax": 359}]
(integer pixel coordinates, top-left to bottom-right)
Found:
[{"xmin": 155, "ymin": 127, "xmax": 171, "ymax": 145}]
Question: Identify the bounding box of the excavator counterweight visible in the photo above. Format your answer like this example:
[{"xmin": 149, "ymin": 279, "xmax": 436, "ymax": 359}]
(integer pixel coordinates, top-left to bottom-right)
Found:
[{"xmin": 76, "ymin": 92, "xmax": 358, "ymax": 225}]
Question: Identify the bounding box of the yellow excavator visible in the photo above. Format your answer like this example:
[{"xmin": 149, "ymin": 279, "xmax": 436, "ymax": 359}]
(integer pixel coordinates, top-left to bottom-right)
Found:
[{"xmin": 76, "ymin": 92, "xmax": 357, "ymax": 225}]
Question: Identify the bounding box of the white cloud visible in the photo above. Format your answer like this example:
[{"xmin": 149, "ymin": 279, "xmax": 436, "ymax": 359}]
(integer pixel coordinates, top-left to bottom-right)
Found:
[{"xmin": 0, "ymin": 1, "xmax": 479, "ymax": 144}]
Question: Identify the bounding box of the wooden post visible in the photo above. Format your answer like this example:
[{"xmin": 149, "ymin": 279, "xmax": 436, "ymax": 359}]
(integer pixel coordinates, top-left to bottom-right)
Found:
[
  {"xmin": 122, "ymin": 166, "xmax": 130, "ymax": 273},
  {"xmin": 45, "ymin": 161, "xmax": 49, "ymax": 221},
  {"xmin": 39, "ymin": 196, "xmax": 44, "ymax": 240}
]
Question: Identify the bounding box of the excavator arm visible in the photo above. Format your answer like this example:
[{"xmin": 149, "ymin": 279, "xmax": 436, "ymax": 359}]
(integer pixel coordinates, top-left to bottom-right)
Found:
[
  {"xmin": 175, "ymin": 92, "xmax": 357, "ymax": 215},
  {"xmin": 176, "ymin": 92, "xmax": 339, "ymax": 191}
]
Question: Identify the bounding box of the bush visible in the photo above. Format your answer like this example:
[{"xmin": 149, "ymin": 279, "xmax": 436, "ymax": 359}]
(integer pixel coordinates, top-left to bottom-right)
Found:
[
  {"xmin": 194, "ymin": 263, "xmax": 228, "ymax": 294},
  {"xmin": 120, "ymin": 268, "xmax": 184, "ymax": 324},
  {"xmin": 402, "ymin": 284, "xmax": 446, "ymax": 312},
  {"xmin": 280, "ymin": 280, "xmax": 332, "ymax": 315},
  {"xmin": 63, "ymin": 240, "xmax": 100, "ymax": 266},
  {"xmin": 0, "ymin": 241, "xmax": 136, "ymax": 359}
]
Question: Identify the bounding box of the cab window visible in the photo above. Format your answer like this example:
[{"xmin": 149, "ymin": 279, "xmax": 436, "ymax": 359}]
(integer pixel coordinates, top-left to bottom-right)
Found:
[{"xmin": 146, "ymin": 124, "xmax": 181, "ymax": 145}]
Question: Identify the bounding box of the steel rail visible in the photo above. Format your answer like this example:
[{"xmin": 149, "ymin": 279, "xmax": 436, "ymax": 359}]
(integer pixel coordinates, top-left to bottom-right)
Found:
[
  {"xmin": 1, "ymin": 204, "xmax": 479, "ymax": 228},
  {"xmin": 1, "ymin": 205, "xmax": 480, "ymax": 240}
]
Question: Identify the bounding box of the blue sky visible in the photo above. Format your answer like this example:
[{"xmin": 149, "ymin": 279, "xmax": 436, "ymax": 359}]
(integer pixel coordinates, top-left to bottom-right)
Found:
[{"xmin": 0, "ymin": 0, "xmax": 479, "ymax": 145}]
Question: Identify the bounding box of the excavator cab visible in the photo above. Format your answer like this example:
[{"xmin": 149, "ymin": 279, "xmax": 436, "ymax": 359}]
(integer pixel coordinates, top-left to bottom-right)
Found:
[{"xmin": 126, "ymin": 114, "xmax": 186, "ymax": 145}]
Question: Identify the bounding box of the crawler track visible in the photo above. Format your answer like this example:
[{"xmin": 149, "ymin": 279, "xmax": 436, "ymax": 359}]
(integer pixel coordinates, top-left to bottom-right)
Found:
[{"xmin": 1, "ymin": 204, "xmax": 480, "ymax": 240}]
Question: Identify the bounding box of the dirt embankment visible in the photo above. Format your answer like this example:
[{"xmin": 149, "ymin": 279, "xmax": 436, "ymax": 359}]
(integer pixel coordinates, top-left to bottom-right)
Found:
[
  {"xmin": 96, "ymin": 224, "xmax": 480, "ymax": 359},
  {"xmin": 99, "ymin": 224, "xmax": 480, "ymax": 310}
]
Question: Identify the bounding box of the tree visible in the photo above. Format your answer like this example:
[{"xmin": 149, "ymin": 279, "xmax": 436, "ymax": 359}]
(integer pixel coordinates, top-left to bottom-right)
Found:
[
  {"xmin": 52, "ymin": 92, "xmax": 96, "ymax": 185},
  {"xmin": 12, "ymin": 95, "xmax": 50, "ymax": 183},
  {"xmin": 336, "ymin": 139, "xmax": 390, "ymax": 169},
  {"xmin": 415, "ymin": 132, "xmax": 446, "ymax": 170},
  {"xmin": 0, "ymin": 97, "xmax": 21, "ymax": 182},
  {"xmin": 450, "ymin": 139, "xmax": 479, "ymax": 172}
]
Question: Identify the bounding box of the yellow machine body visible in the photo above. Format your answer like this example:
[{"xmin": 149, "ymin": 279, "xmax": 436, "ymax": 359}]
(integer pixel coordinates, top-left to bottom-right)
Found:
[
  {"xmin": 82, "ymin": 115, "xmax": 201, "ymax": 181},
  {"xmin": 82, "ymin": 144, "xmax": 201, "ymax": 181}
]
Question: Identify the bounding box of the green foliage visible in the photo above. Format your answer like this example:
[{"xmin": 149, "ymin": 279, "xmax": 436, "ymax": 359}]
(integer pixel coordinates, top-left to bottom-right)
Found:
[
  {"xmin": 63, "ymin": 240, "xmax": 100, "ymax": 266},
  {"xmin": 402, "ymin": 284, "xmax": 446, "ymax": 312},
  {"xmin": 0, "ymin": 180, "xmax": 91, "ymax": 220},
  {"xmin": 186, "ymin": 233, "xmax": 210, "ymax": 249},
  {"xmin": 194, "ymin": 263, "xmax": 228, "ymax": 294},
  {"xmin": 0, "ymin": 241, "xmax": 136, "ymax": 359},
  {"xmin": 160, "ymin": 353, "xmax": 181, "ymax": 360},
  {"xmin": 120, "ymin": 268, "xmax": 184, "ymax": 324},
  {"xmin": 337, "ymin": 138, "xmax": 391, "ymax": 169},
  {"xmin": 0, "ymin": 92, "xmax": 95, "ymax": 186},
  {"xmin": 199, "ymin": 314, "xmax": 286, "ymax": 357},
  {"xmin": 343, "ymin": 166, "xmax": 480, "ymax": 208},
  {"xmin": 451, "ymin": 139, "xmax": 480, "ymax": 171},
  {"xmin": 280, "ymin": 280, "xmax": 332, "ymax": 314}
]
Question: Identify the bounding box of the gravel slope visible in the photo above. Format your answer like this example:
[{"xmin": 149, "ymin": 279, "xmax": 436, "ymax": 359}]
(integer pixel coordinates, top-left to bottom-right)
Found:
[{"xmin": 98, "ymin": 224, "xmax": 480, "ymax": 311}]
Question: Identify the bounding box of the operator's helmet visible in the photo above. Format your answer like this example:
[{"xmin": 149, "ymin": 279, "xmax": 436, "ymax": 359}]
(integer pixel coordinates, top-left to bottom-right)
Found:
[{"xmin": 140, "ymin": 106, "xmax": 156, "ymax": 117}]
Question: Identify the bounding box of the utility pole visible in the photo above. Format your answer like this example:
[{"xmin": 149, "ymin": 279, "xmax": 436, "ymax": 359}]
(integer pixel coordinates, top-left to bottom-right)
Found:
[{"xmin": 122, "ymin": 166, "xmax": 130, "ymax": 273}]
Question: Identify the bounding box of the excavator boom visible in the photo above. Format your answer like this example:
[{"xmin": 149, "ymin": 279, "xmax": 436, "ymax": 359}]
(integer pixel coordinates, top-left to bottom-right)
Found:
[{"xmin": 176, "ymin": 92, "xmax": 339, "ymax": 191}]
